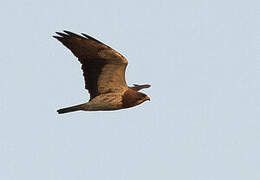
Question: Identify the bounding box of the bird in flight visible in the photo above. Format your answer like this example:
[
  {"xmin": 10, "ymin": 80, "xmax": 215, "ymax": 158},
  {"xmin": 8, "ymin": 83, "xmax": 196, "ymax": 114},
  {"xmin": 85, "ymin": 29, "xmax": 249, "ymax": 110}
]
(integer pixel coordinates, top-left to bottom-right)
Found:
[{"xmin": 53, "ymin": 31, "xmax": 151, "ymax": 114}]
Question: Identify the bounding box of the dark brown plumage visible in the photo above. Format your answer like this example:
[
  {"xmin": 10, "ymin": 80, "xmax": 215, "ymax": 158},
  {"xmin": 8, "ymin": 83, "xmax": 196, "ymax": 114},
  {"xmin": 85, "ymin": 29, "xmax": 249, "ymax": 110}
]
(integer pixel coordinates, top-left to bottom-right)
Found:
[{"xmin": 53, "ymin": 31, "xmax": 150, "ymax": 114}]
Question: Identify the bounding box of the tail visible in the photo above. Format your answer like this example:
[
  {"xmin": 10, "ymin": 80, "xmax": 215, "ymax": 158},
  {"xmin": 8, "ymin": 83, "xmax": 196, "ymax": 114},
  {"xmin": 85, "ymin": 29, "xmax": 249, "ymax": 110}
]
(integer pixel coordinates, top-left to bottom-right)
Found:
[{"xmin": 57, "ymin": 103, "xmax": 86, "ymax": 114}]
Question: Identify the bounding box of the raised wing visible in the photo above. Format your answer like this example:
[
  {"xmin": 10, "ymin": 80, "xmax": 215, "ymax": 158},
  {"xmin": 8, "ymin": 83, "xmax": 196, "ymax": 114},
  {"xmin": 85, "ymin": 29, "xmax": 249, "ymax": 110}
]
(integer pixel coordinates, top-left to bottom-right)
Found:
[{"xmin": 53, "ymin": 31, "xmax": 128, "ymax": 100}]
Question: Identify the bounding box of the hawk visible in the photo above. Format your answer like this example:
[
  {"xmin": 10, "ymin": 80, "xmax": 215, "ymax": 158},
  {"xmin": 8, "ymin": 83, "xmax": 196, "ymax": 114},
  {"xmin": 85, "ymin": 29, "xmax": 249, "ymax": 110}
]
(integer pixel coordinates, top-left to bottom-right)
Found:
[{"xmin": 53, "ymin": 31, "xmax": 151, "ymax": 114}]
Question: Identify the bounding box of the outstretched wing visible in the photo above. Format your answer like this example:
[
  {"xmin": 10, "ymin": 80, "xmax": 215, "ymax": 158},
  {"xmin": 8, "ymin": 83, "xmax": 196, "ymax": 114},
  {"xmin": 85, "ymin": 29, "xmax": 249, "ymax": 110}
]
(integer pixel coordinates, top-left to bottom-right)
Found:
[{"xmin": 53, "ymin": 31, "xmax": 128, "ymax": 100}]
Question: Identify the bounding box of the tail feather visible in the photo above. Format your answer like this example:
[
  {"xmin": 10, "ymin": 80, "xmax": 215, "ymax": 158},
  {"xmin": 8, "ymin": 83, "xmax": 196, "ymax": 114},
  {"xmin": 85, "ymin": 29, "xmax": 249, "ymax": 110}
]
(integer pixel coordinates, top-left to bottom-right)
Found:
[{"xmin": 57, "ymin": 103, "xmax": 86, "ymax": 114}]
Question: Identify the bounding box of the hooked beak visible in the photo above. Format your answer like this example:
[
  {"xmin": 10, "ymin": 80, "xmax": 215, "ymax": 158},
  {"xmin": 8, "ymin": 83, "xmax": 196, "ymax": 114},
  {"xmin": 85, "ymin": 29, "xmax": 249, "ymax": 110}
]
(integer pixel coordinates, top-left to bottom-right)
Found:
[{"xmin": 145, "ymin": 96, "xmax": 151, "ymax": 101}]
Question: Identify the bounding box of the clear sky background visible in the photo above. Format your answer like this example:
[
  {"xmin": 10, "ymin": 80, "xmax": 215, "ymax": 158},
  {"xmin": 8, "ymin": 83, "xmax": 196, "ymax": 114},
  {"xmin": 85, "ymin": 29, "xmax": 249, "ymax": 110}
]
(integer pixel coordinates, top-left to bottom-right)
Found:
[{"xmin": 0, "ymin": 0, "xmax": 259, "ymax": 179}]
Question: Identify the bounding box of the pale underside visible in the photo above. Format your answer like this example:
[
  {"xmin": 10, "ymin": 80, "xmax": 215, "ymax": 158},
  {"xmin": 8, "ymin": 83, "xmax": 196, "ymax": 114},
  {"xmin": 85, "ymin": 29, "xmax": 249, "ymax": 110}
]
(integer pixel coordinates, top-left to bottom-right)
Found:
[{"xmin": 83, "ymin": 92, "xmax": 127, "ymax": 111}]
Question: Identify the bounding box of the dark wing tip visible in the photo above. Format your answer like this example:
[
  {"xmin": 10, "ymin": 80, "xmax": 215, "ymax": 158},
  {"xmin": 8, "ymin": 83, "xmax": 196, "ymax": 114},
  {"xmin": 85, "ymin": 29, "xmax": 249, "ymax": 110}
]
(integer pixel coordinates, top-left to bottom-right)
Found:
[
  {"xmin": 53, "ymin": 31, "xmax": 87, "ymax": 45},
  {"xmin": 63, "ymin": 30, "xmax": 73, "ymax": 34},
  {"xmin": 81, "ymin": 33, "xmax": 93, "ymax": 39},
  {"xmin": 53, "ymin": 30, "xmax": 106, "ymax": 46},
  {"xmin": 53, "ymin": 31, "xmax": 85, "ymax": 39},
  {"xmin": 55, "ymin": 31, "xmax": 68, "ymax": 37},
  {"xmin": 53, "ymin": 32, "xmax": 68, "ymax": 42},
  {"xmin": 63, "ymin": 30, "xmax": 85, "ymax": 38},
  {"xmin": 52, "ymin": 35, "xmax": 64, "ymax": 42},
  {"xmin": 81, "ymin": 33, "xmax": 108, "ymax": 46}
]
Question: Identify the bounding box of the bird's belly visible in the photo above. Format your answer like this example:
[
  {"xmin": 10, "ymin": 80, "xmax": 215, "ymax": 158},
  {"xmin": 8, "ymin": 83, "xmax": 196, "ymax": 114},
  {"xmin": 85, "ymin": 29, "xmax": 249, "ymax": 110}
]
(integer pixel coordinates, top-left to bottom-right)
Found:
[{"xmin": 83, "ymin": 93, "xmax": 123, "ymax": 111}]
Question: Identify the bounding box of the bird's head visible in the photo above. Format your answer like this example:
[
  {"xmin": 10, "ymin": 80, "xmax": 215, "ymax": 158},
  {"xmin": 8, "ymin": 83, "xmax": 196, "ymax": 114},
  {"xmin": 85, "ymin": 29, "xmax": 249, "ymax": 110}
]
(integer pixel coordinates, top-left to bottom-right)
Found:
[
  {"xmin": 136, "ymin": 92, "xmax": 150, "ymax": 105},
  {"xmin": 122, "ymin": 90, "xmax": 150, "ymax": 108}
]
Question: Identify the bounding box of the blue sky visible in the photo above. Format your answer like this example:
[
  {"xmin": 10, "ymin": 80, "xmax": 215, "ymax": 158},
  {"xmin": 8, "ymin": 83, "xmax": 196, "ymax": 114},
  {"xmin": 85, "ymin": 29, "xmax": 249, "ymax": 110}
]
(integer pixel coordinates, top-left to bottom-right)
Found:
[{"xmin": 1, "ymin": 0, "xmax": 259, "ymax": 179}]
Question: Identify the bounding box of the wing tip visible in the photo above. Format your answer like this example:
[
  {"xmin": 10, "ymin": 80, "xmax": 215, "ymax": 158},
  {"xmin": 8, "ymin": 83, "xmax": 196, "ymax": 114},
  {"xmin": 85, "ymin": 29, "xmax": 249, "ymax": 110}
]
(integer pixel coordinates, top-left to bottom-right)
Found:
[
  {"xmin": 81, "ymin": 33, "xmax": 106, "ymax": 45},
  {"xmin": 63, "ymin": 30, "xmax": 83, "ymax": 38},
  {"xmin": 52, "ymin": 35, "xmax": 62, "ymax": 42},
  {"xmin": 53, "ymin": 30, "xmax": 105, "ymax": 45}
]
